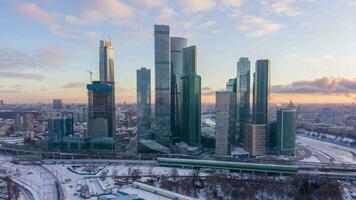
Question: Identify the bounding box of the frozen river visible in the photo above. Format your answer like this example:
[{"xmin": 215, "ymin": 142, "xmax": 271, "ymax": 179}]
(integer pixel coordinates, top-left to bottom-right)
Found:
[{"xmin": 297, "ymin": 135, "xmax": 356, "ymax": 164}]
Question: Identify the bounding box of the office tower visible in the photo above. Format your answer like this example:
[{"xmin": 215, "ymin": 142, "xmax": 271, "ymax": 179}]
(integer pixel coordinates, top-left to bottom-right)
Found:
[
  {"xmin": 137, "ymin": 67, "xmax": 151, "ymax": 139},
  {"xmin": 244, "ymin": 123, "xmax": 266, "ymax": 156},
  {"xmin": 215, "ymin": 91, "xmax": 236, "ymax": 156},
  {"xmin": 236, "ymin": 57, "xmax": 251, "ymax": 145},
  {"xmin": 276, "ymin": 108, "xmax": 297, "ymax": 156},
  {"xmin": 14, "ymin": 113, "xmax": 34, "ymax": 131},
  {"xmin": 99, "ymin": 40, "xmax": 115, "ymax": 83},
  {"xmin": 253, "ymin": 59, "xmax": 270, "ymax": 124},
  {"xmin": 53, "ymin": 99, "xmax": 63, "ymax": 109},
  {"xmin": 180, "ymin": 46, "xmax": 201, "ymax": 145},
  {"xmin": 48, "ymin": 112, "xmax": 74, "ymax": 147},
  {"xmin": 87, "ymin": 81, "xmax": 115, "ymax": 137},
  {"xmin": 268, "ymin": 121, "xmax": 277, "ymax": 153},
  {"xmin": 154, "ymin": 25, "xmax": 171, "ymax": 146},
  {"xmin": 226, "ymin": 78, "xmax": 237, "ymax": 92},
  {"xmin": 87, "ymin": 39, "xmax": 116, "ymax": 138},
  {"xmin": 170, "ymin": 37, "xmax": 187, "ymax": 143}
]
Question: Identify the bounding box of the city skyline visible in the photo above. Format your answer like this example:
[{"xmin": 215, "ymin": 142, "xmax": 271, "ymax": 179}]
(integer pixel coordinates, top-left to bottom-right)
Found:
[{"xmin": 1, "ymin": 0, "xmax": 356, "ymax": 104}]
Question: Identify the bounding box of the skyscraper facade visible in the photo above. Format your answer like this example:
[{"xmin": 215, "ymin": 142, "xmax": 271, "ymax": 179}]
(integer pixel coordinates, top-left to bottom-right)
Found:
[
  {"xmin": 53, "ymin": 99, "xmax": 63, "ymax": 109},
  {"xmin": 48, "ymin": 112, "xmax": 74, "ymax": 148},
  {"xmin": 15, "ymin": 113, "xmax": 34, "ymax": 131},
  {"xmin": 180, "ymin": 46, "xmax": 201, "ymax": 145},
  {"xmin": 244, "ymin": 123, "xmax": 266, "ymax": 156},
  {"xmin": 170, "ymin": 37, "xmax": 187, "ymax": 143},
  {"xmin": 226, "ymin": 78, "xmax": 237, "ymax": 93},
  {"xmin": 87, "ymin": 40, "xmax": 116, "ymax": 138},
  {"xmin": 136, "ymin": 67, "xmax": 151, "ymax": 139},
  {"xmin": 236, "ymin": 57, "xmax": 251, "ymax": 145},
  {"xmin": 215, "ymin": 91, "xmax": 236, "ymax": 155},
  {"xmin": 253, "ymin": 59, "xmax": 270, "ymax": 124},
  {"xmin": 154, "ymin": 25, "xmax": 171, "ymax": 146},
  {"xmin": 276, "ymin": 108, "xmax": 297, "ymax": 156}
]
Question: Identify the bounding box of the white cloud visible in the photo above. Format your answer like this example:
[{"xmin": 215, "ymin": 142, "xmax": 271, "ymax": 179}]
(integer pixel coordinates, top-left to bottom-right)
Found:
[
  {"xmin": 181, "ymin": 0, "xmax": 216, "ymax": 13},
  {"xmin": 15, "ymin": 3, "xmax": 57, "ymax": 25},
  {"xmin": 221, "ymin": 0, "xmax": 242, "ymax": 7},
  {"xmin": 139, "ymin": 0, "xmax": 166, "ymax": 7},
  {"xmin": 261, "ymin": 0, "xmax": 302, "ymax": 16},
  {"xmin": 157, "ymin": 7, "xmax": 177, "ymax": 23},
  {"xmin": 197, "ymin": 20, "xmax": 217, "ymax": 29},
  {"xmin": 82, "ymin": 0, "xmax": 134, "ymax": 22},
  {"xmin": 238, "ymin": 15, "xmax": 283, "ymax": 37}
]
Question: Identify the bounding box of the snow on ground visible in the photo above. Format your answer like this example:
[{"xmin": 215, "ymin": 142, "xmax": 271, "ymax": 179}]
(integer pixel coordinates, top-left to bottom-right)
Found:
[
  {"xmin": 301, "ymin": 155, "xmax": 321, "ymax": 163},
  {"xmin": 297, "ymin": 135, "xmax": 356, "ymax": 164}
]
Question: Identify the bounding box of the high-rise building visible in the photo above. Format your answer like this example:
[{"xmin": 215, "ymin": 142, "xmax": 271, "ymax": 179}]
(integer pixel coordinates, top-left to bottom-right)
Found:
[
  {"xmin": 170, "ymin": 37, "xmax": 187, "ymax": 143},
  {"xmin": 244, "ymin": 123, "xmax": 266, "ymax": 156},
  {"xmin": 236, "ymin": 57, "xmax": 251, "ymax": 145},
  {"xmin": 154, "ymin": 25, "xmax": 171, "ymax": 146},
  {"xmin": 180, "ymin": 46, "xmax": 201, "ymax": 145},
  {"xmin": 87, "ymin": 40, "xmax": 116, "ymax": 138},
  {"xmin": 276, "ymin": 108, "xmax": 297, "ymax": 156},
  {"xmin": 226, "ymin": 78, "xmax": 237, "ymax": 92},
  {"xmin": 215, "ymin": 91, "xmax": 236, "ymax": 156},
  {"xmin": 53, "ymin": 99, "xmax": 63, "ymax": 109},
  {"xmin": 48, "ymin": 112, "xmax": 73, "ymax": 148},
  {"xmin": 15, "ymin": 113, "xmax": 34, "ymax": 131},
  {"xmin": 137, "ymin": 67, "xmax": 151, "ymax": 139},
  {"xmin": 87, "ymin": 81, "xmax": 115, "ymax": 137},
  {"xmin": 253, "ymin": 59, "xmax": 270, "ymax": 124}
]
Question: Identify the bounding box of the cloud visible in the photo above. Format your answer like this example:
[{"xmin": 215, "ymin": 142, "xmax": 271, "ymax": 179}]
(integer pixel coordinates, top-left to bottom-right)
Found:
[
  {"xmin": 157, "ymin": 7, "xmax": 177, "ymax": 23},
  {"xmin": 197, "ymin": 21, "xmax": 217, "ymax": 29},
  {"xmin": 261, "ymin": 0, "xmax": 302, "ymax": 16},
  {"xmin": 271, "ymin": 77, "xmax": 356, "ymax": 94},
  {"xmin": 349, "ymin": 0, "xmax": 356, "ymax": 7},
  {"xmin": 139, "ymin": 0, "xmax": 166, "ymax": 7},
  {"xmin": 82, "ymin": 0, "xmax": 134, "ymax": 22},
  {"xmin": 0, "ymin": 47, "xmax": 71, "ymax": 70},
  {"xmin": 238, "ymin": 15, "xmax": 283, "ymax": 37},
  {"xmin": 15, "ymin": 3, "xmax": 57, "ymax": 25},
  {"xmin": 0, "ymin": 72, "xmax": 44, "ymax": 80},
  {"xmin": 181, "ymin": 0, "xmax": 216, "ymax": 13},
  {"xmin": 287, "ymin": 53, "xmax": 298, "ymax": 60},
  {"xmin": 62, "ymin": 82, "xmax": 84, "ymax": 88},
  {"xmin": 221, "ymin": 0, "xmax": 242, "ymax": 7}
]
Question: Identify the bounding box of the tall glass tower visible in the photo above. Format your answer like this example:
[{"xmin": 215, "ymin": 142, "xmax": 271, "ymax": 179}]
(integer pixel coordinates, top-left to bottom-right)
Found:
[
  {"xmin": 154, "ymin": 25, "xmax": 171, "ymax": 146},
  {"xmin": 236, "ymin": 57, "xmax": 250, "ymax": 145},
  {"xmin": 99, "ymin": 40, "xmax": 115, "ymax": 83},
  {"xmin": 137, "ymin": 67, "xmax": 151, "ymax": 139},
  {"xmin": 253, "ymin": 59, "xmax": 271, "ymax": 149},
  {"xmin": 170, "ymin": 37, "xmax": 187, "ymax": 143},
  {"xmin": 180, "ymin": 46, "xmax": 201, "ymax": 145},
  {"xmin": 276, "ymin": 108, "xmax": 296, "ymax": 156}
]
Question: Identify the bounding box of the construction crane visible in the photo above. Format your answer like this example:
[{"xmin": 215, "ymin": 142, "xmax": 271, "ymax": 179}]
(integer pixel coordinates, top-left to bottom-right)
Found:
[{"xmin": 86, "ymin": 70, "xmax": 93, "ymax": 82}]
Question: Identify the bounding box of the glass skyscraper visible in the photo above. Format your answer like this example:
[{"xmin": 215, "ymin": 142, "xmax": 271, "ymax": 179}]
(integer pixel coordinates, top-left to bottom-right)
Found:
[
  {"xmin": 226, "ymin": 78, "xmax": 237, "ymax": 93},
  {"xmin": 170, "ymin": 37, "xmax": 187, "ymax": 143},
  {"xmin": 180, "ymin": 46, "xmax": 201, "ymax": 145},
  {"xmin": 48, "ymin": 112, "xmax": 74, "ymax": 149},
  {"xmin": 236, "ymin": 57, "xmax": 251, "ymax": 145},
  {"xmin": 99, "ymin": 40, "xmax": 115, "ymax": 83},
  {"xmin": 276, "ymin": 108, "xmax": 296, "ymax": 156},
  {"xmin": 137, "ymin": 67, "xmax": 151, "ymax": 139},
  {"xmin": 154, "ymin": 25, "xmax": 171, "ymax": 146}
]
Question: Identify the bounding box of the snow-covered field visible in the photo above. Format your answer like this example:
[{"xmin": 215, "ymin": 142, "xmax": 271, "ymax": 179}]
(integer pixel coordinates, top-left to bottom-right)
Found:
[{"xmin": 297, "ymin": 135, "xmax": 356, "ymax": 164}]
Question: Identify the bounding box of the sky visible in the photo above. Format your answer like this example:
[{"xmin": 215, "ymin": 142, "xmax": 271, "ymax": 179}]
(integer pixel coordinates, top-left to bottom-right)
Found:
[{"xmin": 1, "ymin": 0, "xmax": 356, "ymax": 104}]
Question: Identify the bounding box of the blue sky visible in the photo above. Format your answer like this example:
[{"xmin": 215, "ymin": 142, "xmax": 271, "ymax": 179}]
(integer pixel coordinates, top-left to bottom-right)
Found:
[{"xmin": 1, "ymin": 0, "xmax": 356, "ymax": 103}]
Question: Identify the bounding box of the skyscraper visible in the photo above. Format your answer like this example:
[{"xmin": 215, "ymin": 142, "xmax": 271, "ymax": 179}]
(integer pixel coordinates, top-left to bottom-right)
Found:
[
  {"xmin": 53, "ymin": 99, "xmax": 63, "ymax": 110},
  {"xmin": 170, "ymin": 37, "xmax": 187, "ymax": 143},
  {"xmin": 276, "ymin": 108, "xmax": 297, "ymax": 156},
  {"xmin": 180, "ymin": 46, "xmax": 201, "ymax": 145},
  {"xmin": 15, "ymin": 113, "xmax": 34, "ymax": 131},
  {"xmin": 236, "ymin": 57, "xmax": 251, "ymax": 145},
  {"xmin": 48, "ymin": 112, "xmax": 74, "ymax": 149},
  {"xmin": 244, "ymin": 123, "xmax": 266, "ymax": 156},
  {"xmin": 154, "ymin": 25, "xmax": 171, "ymax": 146},
  {"xmin": 226, "ymin": 78, "xmax": 237, "ymax": 92},
  {"xmin": 253, "ymin": 59, "xmax": 270, "ymax": 124},
  {"xmin": 87, "ymin": 40, "xmax": 116, "ymax": 138},
  {"xmin": 137, "ymin": 67, "xmax": 151, "ymax": 139},
  {"xmin": 215, "ymin": 91, "xmax": 236, "ymax": 156}
]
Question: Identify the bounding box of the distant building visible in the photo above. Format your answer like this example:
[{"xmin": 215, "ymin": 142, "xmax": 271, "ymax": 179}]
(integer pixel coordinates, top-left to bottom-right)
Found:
[
  {"xmin": 226, "ymin": 78, "xmax": 237, "ymax": 93},
  {"xmin": 244, "ymin": 123, "xmax": 266, "ymax": 156},
  {"xmin": 48, "ymin": 112, "xmax": 74, "ymax": 148},
  {"xmin": 276, "ymin": 108, "xmax": 297, "ymax": 156},
  {"xmin": 87, "ymin": 81, "xmax": 115, "ymax": 137},
  {"xmin": 14, "ymin": 113, "xmax": 34, "ymax": 131},
  {"xmin": 170, "ymin": 37, "xmax": 187, "ymax": 143},
  {"xmin": 53, "ymin": 99, "xmax": 63, "ymax": 109},
  {"xmin": 180, "ymin": 46, "xmax": 201, "ymax": 146},
  {"xmin": 215, "ymin": 91, "xmax": 236, "ymax": 156},
  {"xmin": 236, "ymin": 57, "xmax": 251, "ymax": 145},
  {"xmin": 154, "ymin": 24, "xmax": 171, "ymax": 146},
  {"xmin": 137, "ymin": 67, "xmax": 151, "ymax": 139}
]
